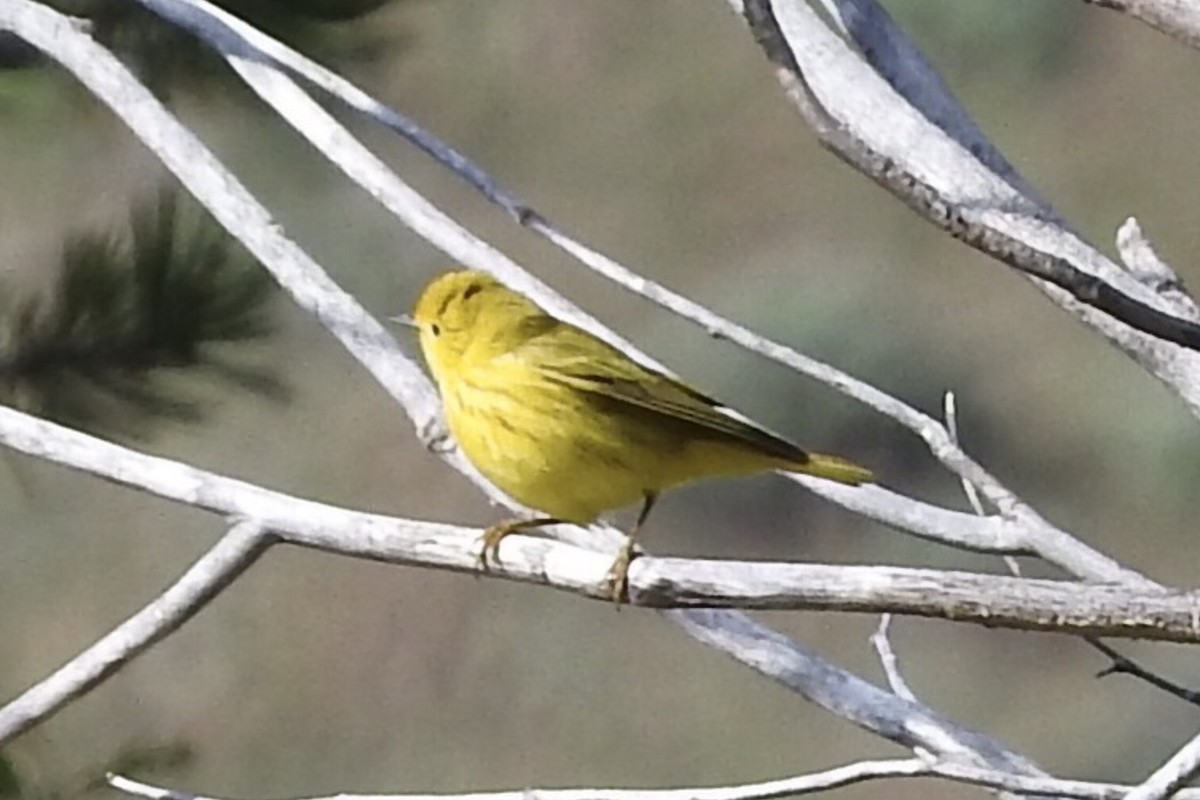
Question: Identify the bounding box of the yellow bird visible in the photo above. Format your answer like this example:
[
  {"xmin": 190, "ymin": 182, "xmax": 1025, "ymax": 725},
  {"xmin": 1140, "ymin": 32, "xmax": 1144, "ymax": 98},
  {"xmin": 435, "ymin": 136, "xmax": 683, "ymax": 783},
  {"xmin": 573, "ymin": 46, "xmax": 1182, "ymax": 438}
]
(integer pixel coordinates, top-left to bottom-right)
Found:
[{"xmin": 409, "ymin": 270, "xmax": 872, "ymax": 601}]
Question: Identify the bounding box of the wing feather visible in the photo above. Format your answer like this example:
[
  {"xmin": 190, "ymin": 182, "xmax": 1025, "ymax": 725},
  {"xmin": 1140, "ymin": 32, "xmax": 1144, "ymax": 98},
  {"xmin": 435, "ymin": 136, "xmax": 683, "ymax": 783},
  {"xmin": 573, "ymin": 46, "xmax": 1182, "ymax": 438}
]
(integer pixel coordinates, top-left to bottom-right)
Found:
[{"xmin": 505, "ymin": 321, "xmax": 811, "ymax": 466}]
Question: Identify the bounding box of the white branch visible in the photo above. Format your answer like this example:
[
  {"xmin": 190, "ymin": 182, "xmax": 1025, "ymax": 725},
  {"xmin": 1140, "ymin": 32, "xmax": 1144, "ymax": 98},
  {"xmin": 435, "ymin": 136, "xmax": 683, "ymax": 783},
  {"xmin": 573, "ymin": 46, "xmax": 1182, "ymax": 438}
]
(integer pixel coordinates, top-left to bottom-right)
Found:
[
  {"xmin": 870, "ymin": 616, "xmax": 916, "ymax": 701},
  {"xmin": 2, "ymin": 405, "xmax": 1194, "ymax": 641},
  {"xmin": 819, "ymin": 0, "xmax": 1047, "ymax": 205},
  {"xmin": 106, "ymin": 755, "xmax": 1200, "ymax": 800},
  {"xmin": 1117, "ymin": 217, "xmax": 1198, "ymax": 319},
  {"xmin": 0, "ymin": 520, "xmax": 269, "ymax": 744}
]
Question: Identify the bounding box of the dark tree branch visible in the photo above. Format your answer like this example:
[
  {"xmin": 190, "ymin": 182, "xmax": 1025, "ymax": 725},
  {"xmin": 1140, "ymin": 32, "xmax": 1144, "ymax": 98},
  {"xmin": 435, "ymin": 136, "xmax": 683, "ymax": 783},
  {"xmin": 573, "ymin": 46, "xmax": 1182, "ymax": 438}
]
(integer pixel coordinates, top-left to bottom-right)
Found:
[
  {"xmin": 1089, "ymin": 639, "xmax": 1200, "ymax": 708},
  {"xmin": 741, "ymin": 0, "xmax": 1200, "ymax": 355}
]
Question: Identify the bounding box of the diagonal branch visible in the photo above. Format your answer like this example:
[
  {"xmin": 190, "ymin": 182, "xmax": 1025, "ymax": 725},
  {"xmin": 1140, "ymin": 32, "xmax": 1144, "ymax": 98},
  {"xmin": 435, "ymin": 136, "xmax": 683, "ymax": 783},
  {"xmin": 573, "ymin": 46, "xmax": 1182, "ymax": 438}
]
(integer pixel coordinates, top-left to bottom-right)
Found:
[
  {"xmin": 0, "ymin": 519, "xmax": 270, "ymax": 745},
  {"xmin": 1090, "ymin": 639, "xmax": 1200, "ymax": 707},
  {"xmin": 732, "ymin": 0, "xmax": 1200, "ymax": 420}
]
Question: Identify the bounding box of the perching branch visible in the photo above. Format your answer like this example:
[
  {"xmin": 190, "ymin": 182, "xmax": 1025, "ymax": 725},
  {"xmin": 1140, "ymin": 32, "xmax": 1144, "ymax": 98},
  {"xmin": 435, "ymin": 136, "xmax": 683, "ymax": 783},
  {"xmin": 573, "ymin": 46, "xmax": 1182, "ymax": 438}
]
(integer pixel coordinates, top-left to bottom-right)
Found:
[{"xmin": 3, "ymin": 405, "xmax": 1195, "ymax": 642}]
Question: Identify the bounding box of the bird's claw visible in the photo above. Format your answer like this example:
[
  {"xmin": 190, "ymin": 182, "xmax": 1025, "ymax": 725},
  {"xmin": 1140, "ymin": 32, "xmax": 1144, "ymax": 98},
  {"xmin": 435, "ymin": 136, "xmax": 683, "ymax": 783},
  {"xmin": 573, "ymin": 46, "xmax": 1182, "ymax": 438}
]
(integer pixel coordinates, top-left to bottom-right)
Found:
[
  {"xmin": 418, "ymin": 418, "xmax": 453, "ymax": 454},
  {"xmin": 476, "ymin": 523, "xmax": 512, "ymax": 572},
  {"xmin": 603, "ymin": 542, "xmax": 640, "ymax": 607}
]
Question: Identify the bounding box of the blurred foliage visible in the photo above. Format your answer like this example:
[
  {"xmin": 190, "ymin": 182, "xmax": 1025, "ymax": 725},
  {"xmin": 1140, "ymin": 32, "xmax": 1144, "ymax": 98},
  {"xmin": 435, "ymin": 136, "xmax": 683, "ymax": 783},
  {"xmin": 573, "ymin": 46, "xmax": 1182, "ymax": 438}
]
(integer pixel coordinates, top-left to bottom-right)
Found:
[
  {"xmin": 0, "ymin": 189, "xmax": 285, "ymax": 439},
  {"xmin": 14, "ymin": 0, "xmax": 407, "ymax": 92}
]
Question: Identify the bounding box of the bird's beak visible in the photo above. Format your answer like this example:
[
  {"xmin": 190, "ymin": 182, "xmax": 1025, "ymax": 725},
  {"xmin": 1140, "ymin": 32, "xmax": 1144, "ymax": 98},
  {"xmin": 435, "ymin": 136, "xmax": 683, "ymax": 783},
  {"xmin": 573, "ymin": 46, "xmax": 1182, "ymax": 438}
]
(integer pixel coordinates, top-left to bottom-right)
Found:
[{"xmin": 389, "ymin": 313, "xmax": 418, "ymax": 330}]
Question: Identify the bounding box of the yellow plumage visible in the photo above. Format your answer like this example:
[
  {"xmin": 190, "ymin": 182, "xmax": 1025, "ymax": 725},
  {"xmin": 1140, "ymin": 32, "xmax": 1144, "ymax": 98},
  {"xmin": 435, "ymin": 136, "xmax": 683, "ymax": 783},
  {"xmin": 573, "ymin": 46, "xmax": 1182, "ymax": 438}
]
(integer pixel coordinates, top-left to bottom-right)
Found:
[{"xmin": 411, "ymin": 270, "xmax": 872, "ymax": 600}]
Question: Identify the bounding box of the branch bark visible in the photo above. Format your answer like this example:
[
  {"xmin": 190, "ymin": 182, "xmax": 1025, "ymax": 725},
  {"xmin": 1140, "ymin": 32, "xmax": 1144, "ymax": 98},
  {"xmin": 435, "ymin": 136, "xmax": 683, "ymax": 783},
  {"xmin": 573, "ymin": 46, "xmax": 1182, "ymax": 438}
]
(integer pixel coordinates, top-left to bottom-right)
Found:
[{"xmin": 1, "ymin": 405, "xmax": 1196, "ymax": 642}]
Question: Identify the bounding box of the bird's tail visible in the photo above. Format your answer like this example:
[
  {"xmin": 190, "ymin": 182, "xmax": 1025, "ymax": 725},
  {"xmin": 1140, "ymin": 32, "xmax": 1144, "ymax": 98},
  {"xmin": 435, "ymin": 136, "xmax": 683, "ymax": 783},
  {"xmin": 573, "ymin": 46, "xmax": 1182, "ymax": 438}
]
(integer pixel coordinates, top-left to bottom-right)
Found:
[{"xmin": 794, "ymin": 452, "xmax": 874, "ymax": 485}]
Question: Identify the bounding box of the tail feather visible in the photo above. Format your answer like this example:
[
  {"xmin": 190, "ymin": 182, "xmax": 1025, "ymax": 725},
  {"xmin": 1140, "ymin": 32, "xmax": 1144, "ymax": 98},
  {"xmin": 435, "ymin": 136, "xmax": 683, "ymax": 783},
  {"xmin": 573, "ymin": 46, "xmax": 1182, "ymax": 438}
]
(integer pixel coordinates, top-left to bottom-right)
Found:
[{"xmin": 793, "ymin": 452, "xmax": 874, "ymax": 485}]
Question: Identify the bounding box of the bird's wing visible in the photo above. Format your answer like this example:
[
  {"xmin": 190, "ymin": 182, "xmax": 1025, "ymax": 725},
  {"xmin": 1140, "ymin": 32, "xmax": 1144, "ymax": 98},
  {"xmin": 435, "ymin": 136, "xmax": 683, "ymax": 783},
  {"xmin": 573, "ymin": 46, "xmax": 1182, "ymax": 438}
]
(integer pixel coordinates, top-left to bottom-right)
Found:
[{"xmin": 507, "ymin": 322, "xmax": 810, "ymax": 465}]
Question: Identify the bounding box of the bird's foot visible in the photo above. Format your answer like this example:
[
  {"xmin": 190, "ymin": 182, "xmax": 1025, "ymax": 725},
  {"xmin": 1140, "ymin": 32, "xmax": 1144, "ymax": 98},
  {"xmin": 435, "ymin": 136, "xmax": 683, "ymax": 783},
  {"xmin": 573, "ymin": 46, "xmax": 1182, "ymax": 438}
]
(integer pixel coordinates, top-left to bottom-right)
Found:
[
  {"xmin": 477, "ymin": 521, "xmax": 518, "ymax": 571},
  {"xmin": 603, "ymin": 540, "xmax": 640, "ymax": 607}
]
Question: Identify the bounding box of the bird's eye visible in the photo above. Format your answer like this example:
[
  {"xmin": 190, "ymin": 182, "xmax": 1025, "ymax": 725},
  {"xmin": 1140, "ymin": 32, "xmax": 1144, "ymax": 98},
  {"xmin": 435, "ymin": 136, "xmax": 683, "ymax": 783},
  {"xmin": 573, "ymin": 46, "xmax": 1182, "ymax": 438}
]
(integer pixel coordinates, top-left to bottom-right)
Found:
[{"xmin": 430, "ymin": 323, "xmax": 441, "ymax": 336}]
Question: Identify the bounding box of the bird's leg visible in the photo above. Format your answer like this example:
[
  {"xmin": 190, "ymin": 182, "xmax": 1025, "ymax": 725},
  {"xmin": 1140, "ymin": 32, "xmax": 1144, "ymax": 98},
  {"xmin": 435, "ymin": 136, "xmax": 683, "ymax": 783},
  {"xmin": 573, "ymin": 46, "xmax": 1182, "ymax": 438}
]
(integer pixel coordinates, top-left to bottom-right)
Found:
[
  {"xmin": 478, "ymin": 517, "xmax": 561, "ymax": 571},
  {"xmin": 605, "ymin": 493, "xmax": 658, "ymax": 605}
]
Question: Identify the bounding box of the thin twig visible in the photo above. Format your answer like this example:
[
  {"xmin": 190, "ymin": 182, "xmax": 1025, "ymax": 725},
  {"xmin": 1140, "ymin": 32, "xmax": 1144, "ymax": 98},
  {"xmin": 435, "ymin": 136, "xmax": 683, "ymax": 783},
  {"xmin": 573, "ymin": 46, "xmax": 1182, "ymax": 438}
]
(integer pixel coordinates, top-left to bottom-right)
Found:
[
  {"xmin": 944, "ymin": 391, "xmax": 1022, "ymax": 577},
  {"xmin": 1088, "ymin": 640, "xmax": 1200, "ymax": 708},
  {"xmin": 870, "ymin": 615, "xmax": 916, "ymax": 701},
  {"xmin": 0, "ymin": 520, "xmax": 270, "ymax": 745}
]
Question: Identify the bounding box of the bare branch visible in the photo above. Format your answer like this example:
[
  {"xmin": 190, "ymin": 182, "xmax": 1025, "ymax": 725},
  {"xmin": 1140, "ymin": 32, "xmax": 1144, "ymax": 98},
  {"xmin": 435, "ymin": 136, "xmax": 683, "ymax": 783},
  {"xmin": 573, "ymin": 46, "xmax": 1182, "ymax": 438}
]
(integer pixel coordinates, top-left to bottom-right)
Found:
[
  {"xmin": 810, "ymin": 0, "xmax": 1200, "ymax": 330},
  {"xmin": 820, "ymin": 0, "xmax": 1048, "ymax": 206},
  {"xmin": 0, "ymin": 520, "xmax": 269, "ymax": 745},
  {"xmin": 1090, "ymin": 640, "xmax": 1200, "ymax": 707},
  {"xmin": 106, "ymin": 744, "xmax": 1200, "ymax": 800},
  {"xmin": 0, "ymin": 401, "xmax": 1114, "ymax": 772},
  {"xmin": 3, "ymin": 405, "xmax": 1195, "ymax": 641},
  {"xmin": 107, "ymin": 763, "xmax": 943, "ymax": 800},
  {"xmin": 729, "ymin": 0, "xmax": 1200, "ymax": 420},
  {"xmin": 870, "ymin": 616, "xmax": 916, "ymax": 701}
]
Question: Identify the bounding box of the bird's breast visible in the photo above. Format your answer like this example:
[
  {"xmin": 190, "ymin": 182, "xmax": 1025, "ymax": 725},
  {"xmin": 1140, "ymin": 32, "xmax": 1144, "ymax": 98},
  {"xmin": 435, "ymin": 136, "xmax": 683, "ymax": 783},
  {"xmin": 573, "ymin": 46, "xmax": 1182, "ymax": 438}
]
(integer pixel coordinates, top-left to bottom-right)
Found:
[{"xmin": 439, "ymin": 371, "xmax": 658, "ymax": 522}]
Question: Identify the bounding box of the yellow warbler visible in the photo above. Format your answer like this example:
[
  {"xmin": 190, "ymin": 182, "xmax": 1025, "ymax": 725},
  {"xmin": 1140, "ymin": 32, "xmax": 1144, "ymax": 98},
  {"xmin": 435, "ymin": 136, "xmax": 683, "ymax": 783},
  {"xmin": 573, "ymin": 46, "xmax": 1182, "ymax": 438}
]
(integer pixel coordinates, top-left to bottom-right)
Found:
[{"xmin": 409, "ymin": 270, "xmax": 872, "ymax": 601}]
